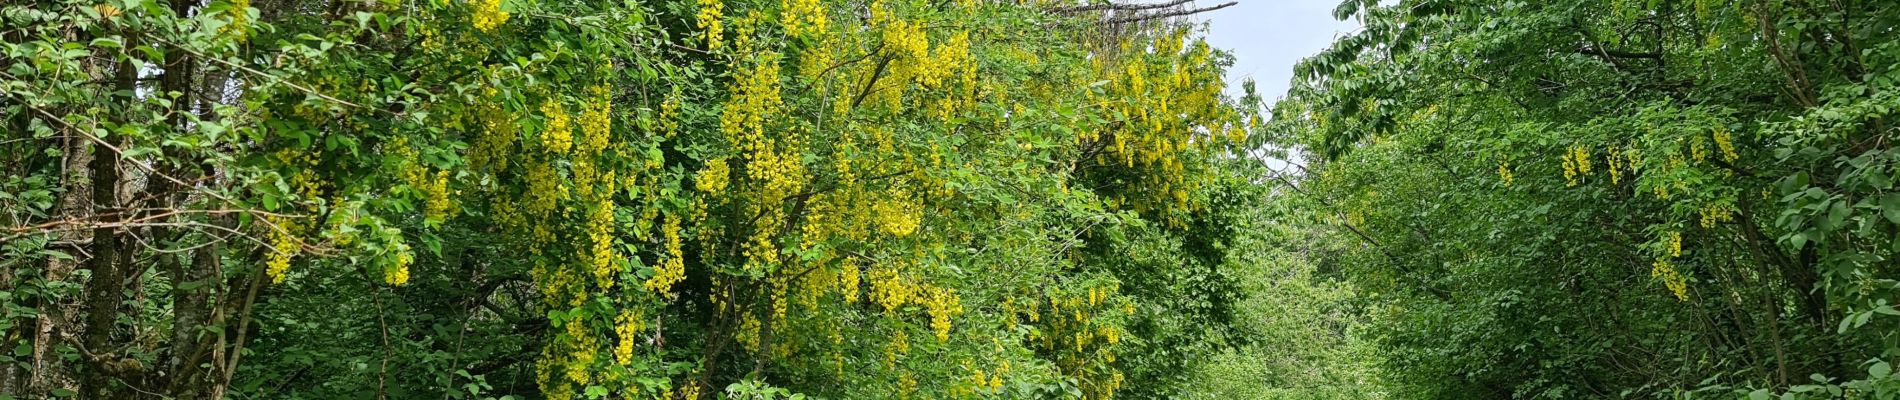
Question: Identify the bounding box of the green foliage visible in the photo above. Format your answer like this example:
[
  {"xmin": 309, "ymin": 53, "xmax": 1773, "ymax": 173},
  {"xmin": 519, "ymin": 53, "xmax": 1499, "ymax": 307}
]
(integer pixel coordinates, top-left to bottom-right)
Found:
[
  {"xmin": 1181, "ymin": 163, "xmax": 1388, "ymax": 399},
  {"xmin": 1266, "ymin": 0, "xmax": 1900, "ymax": 398},
  {"xmin": 0, "ymin": 0, "xmax": 1262, "ymax": 398}
]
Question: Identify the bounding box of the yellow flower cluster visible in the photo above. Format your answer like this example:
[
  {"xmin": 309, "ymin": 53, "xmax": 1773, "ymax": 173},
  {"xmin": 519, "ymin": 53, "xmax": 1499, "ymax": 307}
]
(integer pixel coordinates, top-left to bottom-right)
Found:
[
  {"xmin": 1690, "ymin": 136, "xmax": 1709, "ymax": 163},
  {"xmin": 1698, "ymin": 203, "xmax": 1733, "ymax": 228},
  {"xmin": 384, "ymin": 236, "xmax": 414, "ymax": 286},
  {"xmin": 391, "ymin": 138, "xmax": 456, "ymax": 225},
  {"xmin": 1667, "ymin": 231, "xmax": 1683, "ymax": 258},
  {"xmin": 659, "ymin": 91, "xmax": 682, "ymax": 138},
  {"xmin": 385, "ymin": 258, "xmax": 412, "ymax": 286},
  {"xmin": 466, "ymin": 88, "xmax": 516, "ymax": 174},
  {"xmin": 1607, "ymin": 147, "xmax": 1624, "ymax": 185},
  {"xmin": 1572, "ymin": 144, "xmax": 1593, "ymax": 173},
  {"xmin": 748, "ymin": 144, "xmax": 806, "ymax": 202},
  {"xmin": 838, "ymin": 258, "xmax": 861, "ymax": 303},
  {"xmin": 1561, "ymin": 144, "xmax": 1591, "ymax": 186},
  {"xmin": 1561, "ymin": 157, "xmax": 1579, "ymax": 186},
  {"xmin": 882, "ymin": 16, "xmax": 928, "ymax": 62},
  {"xmin": 220, "ymin": 0, "xmax": 251, "ymax": 40},
  {"xmin": 678, "ymin": 381, "xmax": 702, "ymax": 400},
  {"xmin": 521, "ymin": 160, "xmax": 566, "ymax": 242},
  {"xmin": 563, "ymin": 320, "xmax": 598, "ymax": 385},
  {"xmin": 533, "ymin": 355, "xmax": 564, "ymax": 400},
  {"xmin": 586, "ymin": 198, "xmax": 618, "ymax": 289},
  {"xmin": 719, "ymin": 53, "xmax": 794, "ymax": 180},
  {"xmin": 644, "ymin": 215, "xmax": 686, "ymax": 297},
  {"xmin": 614, "ymin": 309, "xmax": 644, "ymax": 365},
  {"xmin": 265, "ymin": 217, "xmax": 301, "ymax": 284},
  {"xmin": 1713, "ymin": 126, "xmax": 1739, "ymax": 162},
  {"xmin": 576, "ymin": 86, "xmax": 613, "ymax": 158},
  {"xmin": 958, "ymin": 360, "xmax": 1008, "ymax": 395},
  {"xmin": 869, "ymin": 264, "xmax": 914, "ymax": 313},
  {"xmin": 540, "ymin": 100, "xmax": 573, "ymax": 154},
  {"xmin": 738, "ymin": 312, "xmax": 761, "ymax": 352},
  {"xmin": 421, "ymin": 170, "xmax": 452, "ymax": 224},
  {"xmin": 696, "ymin": 0, "xmax": 725, "ymax": 50},
  {"xmin": 570, "ymin": 90, "xmax": 615, "ymax": 201},
  {"xmin": 1497, "ymin": 160, "xmax": 1514, "ymax": 186},
  {"xmin": 742, "ymin": 226, "xmax": 781, "ymax": 272},
  {"xmin": 470, "ymin": 0, "xmax": 508, "ymax": 33},
  {"xmin": 277, "ymin": 159, "xmax": 325, "ymax": 213},
  {"xmin": 1651, "ymin": 260, "xmax": 1689, "ymax": 301},
  {"xmin": 919, "ymin": 31, "xmax": 971, "ymax": 89},
  {"xmin": 899, "ymin": 371, "xmax": 918, "ymax": 397},
  {"xmin": 874, "ymin": 187, "xmax": 922, "ymax": 237},
  {"xmin": 923, "ymin": 286, "xmax": 963, "ymax": 342},
  {"xmin": 770, "ymin": 278, "xmax": 794, "ymax": 325},
  {"xmin": 696, "ymin": 158, "xmax": 730, "ymax": 194},
  {"xmin": 780, "ymin": 0, "xmax": 828, "ymax": 38},
  {"xmin": 884, "ymin": 329, "xmax": 910, "ymax": 368}
]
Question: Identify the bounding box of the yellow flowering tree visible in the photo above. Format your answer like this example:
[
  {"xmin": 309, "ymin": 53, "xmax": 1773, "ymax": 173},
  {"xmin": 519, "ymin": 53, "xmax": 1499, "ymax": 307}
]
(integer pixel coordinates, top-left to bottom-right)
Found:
[{"xmin": 0, "ymin": 0, "xmax": 1257, "ymax": 398}]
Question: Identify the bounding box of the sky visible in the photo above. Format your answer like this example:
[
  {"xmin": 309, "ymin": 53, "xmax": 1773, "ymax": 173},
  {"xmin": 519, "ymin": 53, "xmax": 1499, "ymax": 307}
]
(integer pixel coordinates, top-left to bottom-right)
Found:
[{"xmin": 1190, "ymin": 0, "xmax": 1361, "ymax": 102}]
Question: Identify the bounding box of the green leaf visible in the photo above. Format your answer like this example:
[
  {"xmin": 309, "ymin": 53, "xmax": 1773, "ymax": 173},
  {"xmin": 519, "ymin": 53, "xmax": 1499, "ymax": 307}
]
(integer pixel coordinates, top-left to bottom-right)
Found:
[{"xmin": 1882, "ymin": 193, "xmax": 1900, "ymax": 224}]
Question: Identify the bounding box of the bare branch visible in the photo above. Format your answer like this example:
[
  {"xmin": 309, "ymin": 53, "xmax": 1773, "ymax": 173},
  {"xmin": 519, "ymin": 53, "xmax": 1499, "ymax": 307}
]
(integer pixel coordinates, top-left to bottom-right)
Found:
[
  {"xmin": 1050, "ymin": 0, "xmax": 1193, "ymax": 13},
  {"xmin": 1104, "ymin": 1, "xmax": 1237, "ymax": 24}
]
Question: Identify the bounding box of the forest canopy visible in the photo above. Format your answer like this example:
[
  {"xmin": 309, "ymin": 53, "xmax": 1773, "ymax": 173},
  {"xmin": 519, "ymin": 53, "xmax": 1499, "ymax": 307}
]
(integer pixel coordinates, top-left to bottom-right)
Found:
[
  {"xmin": 7, "ymin": 0, "xmax": 1900, "ymax": 399},
  {"xmin": 1262, "ymin": 0, "xmax": 1900, "ymax": 398}
]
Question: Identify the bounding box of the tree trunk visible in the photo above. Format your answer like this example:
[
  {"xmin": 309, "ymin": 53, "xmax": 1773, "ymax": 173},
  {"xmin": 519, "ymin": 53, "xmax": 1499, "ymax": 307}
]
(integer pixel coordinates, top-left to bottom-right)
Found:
[
  {"xmin": 76, "ymin": 52, "xmax": 135, "ymax": 398},
  {"xmin": 30, "ymin": 135, "xmax": 91, "ymax": 398}
]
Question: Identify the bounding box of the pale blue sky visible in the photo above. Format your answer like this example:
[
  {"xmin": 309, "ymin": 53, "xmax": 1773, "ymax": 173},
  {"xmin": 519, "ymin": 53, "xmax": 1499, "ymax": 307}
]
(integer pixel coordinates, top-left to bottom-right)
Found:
[{"xmin": 1192, "ymin": 0, "xmax": 1360, "ymax": 103}]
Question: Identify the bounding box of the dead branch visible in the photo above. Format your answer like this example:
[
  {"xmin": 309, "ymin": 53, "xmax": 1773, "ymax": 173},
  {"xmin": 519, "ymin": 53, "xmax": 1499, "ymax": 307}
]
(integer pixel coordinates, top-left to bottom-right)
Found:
[
  {"xmin": 1050, "ymin": 0, "xmax": 1194, "ymax": 13},
  {"xmin": 1104, "ymin": 1, "xmax": 1237, "ymax": 24}
]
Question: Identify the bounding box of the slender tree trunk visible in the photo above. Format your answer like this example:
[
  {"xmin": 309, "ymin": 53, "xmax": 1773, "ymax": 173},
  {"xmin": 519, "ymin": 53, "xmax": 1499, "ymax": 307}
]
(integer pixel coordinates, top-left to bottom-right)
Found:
[
  {"xmin": 76, "ymin": 51, "xmax": 136, "ymax": 398},
  {"xmin": 31, "ymin": 122, "xmax": 96, "ymax": 397},
  {"xmin": 0, "ymin": 22, "xmax": 31, "ymax": 396}
]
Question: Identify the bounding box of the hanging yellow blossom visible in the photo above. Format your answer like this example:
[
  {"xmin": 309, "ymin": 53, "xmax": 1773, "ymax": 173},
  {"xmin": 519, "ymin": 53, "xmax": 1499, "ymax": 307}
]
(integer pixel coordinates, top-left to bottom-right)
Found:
[
  {"xmin": 470, "ymin": 0, "xmax": 508, "ymax": 32},
  {"xmin": 780, "ymin": 0, "xmax": 828, "ymax": 38},
  {"xmin": 696, "ymin": 158, "xmax": 730, "ymax": 194},
  {"xmin": 1651, "ymin": 260, "xmax": 1689, "ymax": 301},
  {"xmin": 1571, "ymin": 144, "xmax": 1593, "ymax": 175},
  {"xmin": 1498, "ymin": 160, "xmax": 1514, "ymax": 186},
  {"xmin": 1689, "ymin": 136, "xmax": 1709, "ymax": 163},
  {"xmin": 1713, "ymin": 126, "xmax": 1739, "ymax": 162},
  {"xmin": 539, "ymin": 100, "xmax": 573, "ymax": 154},
  {"xmin": 1667, "ymin": 231, "xmax": 1683, "ymax": 258},
  {"xmin": 1561, "ymin": 153, "xmax": 1579, "ymax": 187},
  {"xmin": 614, "ymin": 309, "xmax": 644, "ymax": 365},
  {"xmin": 696, "ymin": 0, "xmax": 725, "ymax": 50},
  {"xmin": 924, "ymin": 286, "xmax": 964, "ymax": 342},
  {"xmin": 384, "ymin": 238, "xmax": 413, "ymax": 286},
  {"xmin": 265, "ymin": 218, "xmax": 300, "ymax": 284},
  {"xmin": 1607, "ymin": 147, "xmax": 1623, "ymax": 185},
  {"xmin": 644, "ymin": 215, "xmax": 687, "ymax": 297},
  {"xmin": 220, "ymin": 0, "xmax": 252, "ymax": 40},
  {"xmin": 1699, "ymin": 204, "xmax": 1734, "ymax": 228}
]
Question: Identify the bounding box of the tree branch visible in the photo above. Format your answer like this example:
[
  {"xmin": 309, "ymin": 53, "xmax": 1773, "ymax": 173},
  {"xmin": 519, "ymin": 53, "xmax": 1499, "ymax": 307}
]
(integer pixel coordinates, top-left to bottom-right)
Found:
[
  {"xmin": 1104, "ymin": 2, "xmax": 1237, "ymax": 24},
  {"xmin": 1050, "ymin": 0, "xmax": 1192, "ymax": 13}
]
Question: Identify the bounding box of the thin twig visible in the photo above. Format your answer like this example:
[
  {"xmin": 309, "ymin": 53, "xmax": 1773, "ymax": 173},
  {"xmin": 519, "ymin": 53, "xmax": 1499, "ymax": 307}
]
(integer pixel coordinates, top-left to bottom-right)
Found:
[{"xmin": 1104, "ymin": 1, "xmax": 1237, "ymax": 24}]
